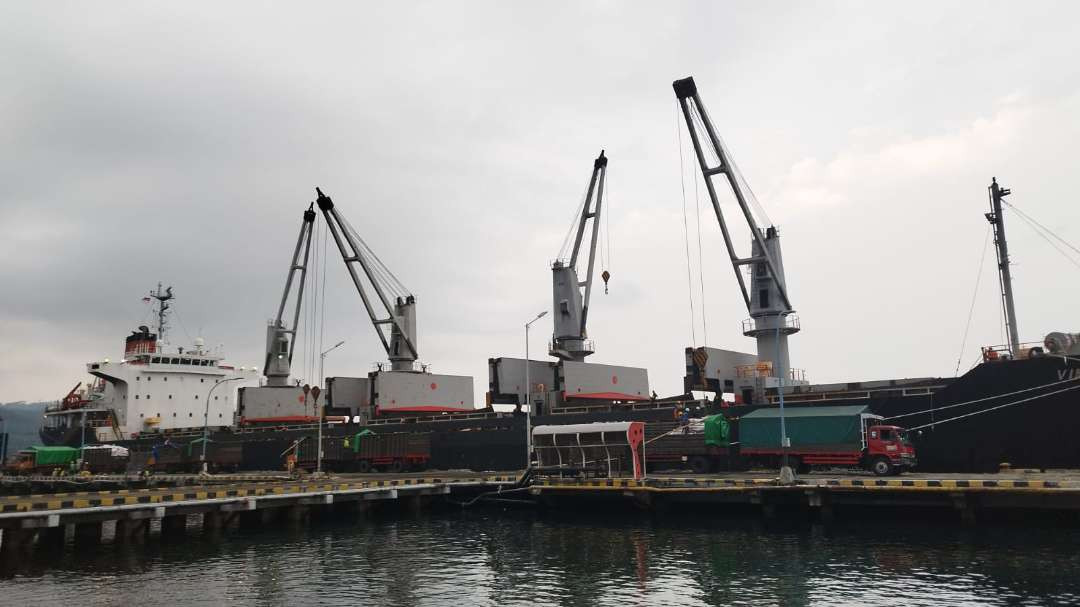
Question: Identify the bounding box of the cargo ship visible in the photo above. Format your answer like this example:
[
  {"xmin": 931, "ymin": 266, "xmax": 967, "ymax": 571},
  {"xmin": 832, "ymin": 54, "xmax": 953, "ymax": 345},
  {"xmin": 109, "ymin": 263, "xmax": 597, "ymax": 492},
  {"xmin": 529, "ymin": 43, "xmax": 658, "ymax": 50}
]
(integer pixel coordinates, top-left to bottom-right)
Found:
[
  {"xmin": 39, "ymin": 284, "xmax": 259, "ymax": 447},
  {"xmin": 36, "ymin": 76, "xmax": 1079, "ymax": 474}
]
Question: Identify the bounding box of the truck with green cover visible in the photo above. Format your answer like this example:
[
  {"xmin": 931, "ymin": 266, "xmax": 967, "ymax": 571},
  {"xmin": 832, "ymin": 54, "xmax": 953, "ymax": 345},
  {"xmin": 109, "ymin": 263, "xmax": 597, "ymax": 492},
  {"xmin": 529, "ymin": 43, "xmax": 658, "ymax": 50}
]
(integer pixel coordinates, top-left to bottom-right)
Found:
[
  {"xmin": 647, "ymin": 405, "xmax": 917, "ymax": 476},
  {"xmin": 737, "ymin": 405, "xmax": 916, "ymax": 475},
  {"xmin": 6, "ymin": 445, "xmax": 80, "ymax": 474}
]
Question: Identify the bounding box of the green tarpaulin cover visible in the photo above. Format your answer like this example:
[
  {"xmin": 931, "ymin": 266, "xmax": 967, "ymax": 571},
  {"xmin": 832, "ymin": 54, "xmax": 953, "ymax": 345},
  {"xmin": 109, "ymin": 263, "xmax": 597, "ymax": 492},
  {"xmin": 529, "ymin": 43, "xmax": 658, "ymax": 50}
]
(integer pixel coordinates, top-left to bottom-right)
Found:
[
  {"xmin": 703, "ymin": 415, "xmax": 730, "ymax": 447},
  {"xmin": 739, "ymin": 405, "xmax": 870, "ymax": 449},
  {"xmin": 351, "ymin": 429, "xmax": 375, "ymax": 452},
  {"xmin": 29, "ymin": 446, "xmax": 80, "ymax": 466}
]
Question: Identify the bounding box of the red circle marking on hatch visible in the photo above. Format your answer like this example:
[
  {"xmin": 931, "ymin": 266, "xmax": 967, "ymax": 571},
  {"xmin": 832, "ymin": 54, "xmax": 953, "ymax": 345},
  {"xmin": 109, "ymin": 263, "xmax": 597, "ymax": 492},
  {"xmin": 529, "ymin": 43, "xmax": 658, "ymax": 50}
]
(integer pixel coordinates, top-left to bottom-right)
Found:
[
  {"xmin": 612, "ymin": 375, "xmax": 619, "ymax": 385},
  {"xmin": 430, "ymin": 382, "xmax": 437, "ymax": 390},
  {"xmin": 298, "ymin": 395, "xmax": 305, "ymax": 403}
]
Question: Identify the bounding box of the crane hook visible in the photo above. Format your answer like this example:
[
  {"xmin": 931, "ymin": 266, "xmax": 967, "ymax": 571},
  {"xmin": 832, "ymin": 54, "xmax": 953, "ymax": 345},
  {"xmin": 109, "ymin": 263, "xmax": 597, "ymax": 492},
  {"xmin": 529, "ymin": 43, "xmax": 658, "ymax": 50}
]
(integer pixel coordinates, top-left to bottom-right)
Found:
[{"xmin": 601, "ymin": 270, "xmax": 610, "ymax": 294}]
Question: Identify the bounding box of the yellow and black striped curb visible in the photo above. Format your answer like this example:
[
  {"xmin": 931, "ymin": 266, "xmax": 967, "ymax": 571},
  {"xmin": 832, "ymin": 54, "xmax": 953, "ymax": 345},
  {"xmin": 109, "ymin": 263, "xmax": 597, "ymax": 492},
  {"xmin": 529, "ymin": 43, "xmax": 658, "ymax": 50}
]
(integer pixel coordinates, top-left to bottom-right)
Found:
[
  {"xmin": 536, "ymin": 477, "xmax": 777, "ymax": 489},
  {"xmin": 533, "ymin": 477, "xmax": 1073, "ymax": 492},
  {"xmin": 822, "ymin": 478, "xmax": 1064, "ymax": 489},
  {"xmin": 0, "ymin": 475, "xmax": 518, "ymax": 513}
]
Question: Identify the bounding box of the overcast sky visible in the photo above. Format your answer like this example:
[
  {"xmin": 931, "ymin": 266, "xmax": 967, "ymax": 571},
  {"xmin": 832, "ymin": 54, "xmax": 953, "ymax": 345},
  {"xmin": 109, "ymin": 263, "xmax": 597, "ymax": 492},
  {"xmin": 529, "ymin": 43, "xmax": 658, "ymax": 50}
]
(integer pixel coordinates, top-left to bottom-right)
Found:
[{"xmin": 3, "ymin": 2, "xmax": 1079, "ymax": 404}]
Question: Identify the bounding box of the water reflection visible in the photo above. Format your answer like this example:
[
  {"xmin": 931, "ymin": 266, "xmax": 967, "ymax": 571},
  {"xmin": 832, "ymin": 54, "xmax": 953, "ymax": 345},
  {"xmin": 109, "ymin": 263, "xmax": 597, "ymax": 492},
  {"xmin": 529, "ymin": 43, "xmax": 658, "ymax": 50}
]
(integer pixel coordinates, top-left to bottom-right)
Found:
[{"xmin": 3, "ymin": 509, "xmax": 1079, "ymax": 606}]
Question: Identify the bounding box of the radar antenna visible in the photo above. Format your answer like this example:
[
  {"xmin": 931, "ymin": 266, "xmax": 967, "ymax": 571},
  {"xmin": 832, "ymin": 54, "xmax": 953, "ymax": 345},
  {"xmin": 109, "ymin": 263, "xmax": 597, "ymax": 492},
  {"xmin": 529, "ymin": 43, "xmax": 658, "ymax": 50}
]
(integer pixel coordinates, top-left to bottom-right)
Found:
[{"xmin": 149, "ymin": 283, "xmax": 175, "ymax": 343}]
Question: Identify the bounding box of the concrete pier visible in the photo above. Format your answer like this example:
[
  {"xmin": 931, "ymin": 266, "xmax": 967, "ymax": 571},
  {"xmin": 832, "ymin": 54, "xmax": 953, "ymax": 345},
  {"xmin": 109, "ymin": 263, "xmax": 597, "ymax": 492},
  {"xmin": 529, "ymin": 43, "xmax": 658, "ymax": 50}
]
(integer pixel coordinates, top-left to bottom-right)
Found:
[
  {"xmin": 0, "ymin": 474, "xmax": 515, "ymax": 563},
  {"xmin": 530, "ymin": 474, "xmax": 1080, "ymax": 523}
]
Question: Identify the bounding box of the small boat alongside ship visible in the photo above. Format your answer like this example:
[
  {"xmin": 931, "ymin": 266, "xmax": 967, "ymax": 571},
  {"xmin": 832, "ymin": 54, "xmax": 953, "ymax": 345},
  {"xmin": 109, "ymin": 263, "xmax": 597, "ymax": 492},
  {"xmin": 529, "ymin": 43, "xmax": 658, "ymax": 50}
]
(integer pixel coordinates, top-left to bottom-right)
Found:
[{"xmin": 33, "ymin": 76, "xmax": 1080, "ymax": 475}]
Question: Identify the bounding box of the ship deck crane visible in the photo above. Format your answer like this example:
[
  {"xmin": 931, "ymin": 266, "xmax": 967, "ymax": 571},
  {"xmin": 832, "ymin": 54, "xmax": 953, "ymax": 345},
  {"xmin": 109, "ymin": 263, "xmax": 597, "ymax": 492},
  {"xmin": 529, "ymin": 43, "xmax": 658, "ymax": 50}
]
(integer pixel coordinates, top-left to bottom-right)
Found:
[
  {"xmin": 315, "ymin": 187, "xmax": 419, "ymax": 372},
  {"xmin": 673, "ymin": 76, "xmax": 801, "ymax": 379},
  {"xmin": 313, "ymin": 187, "xmax": 474, "ymax": 416},
  {"xmin": 264, "ymin": 204, "xmax": 316, "ymax": 387},
  {"xmin": 550, "ymin": 150, "xmax": 607, "ymax": 362}
]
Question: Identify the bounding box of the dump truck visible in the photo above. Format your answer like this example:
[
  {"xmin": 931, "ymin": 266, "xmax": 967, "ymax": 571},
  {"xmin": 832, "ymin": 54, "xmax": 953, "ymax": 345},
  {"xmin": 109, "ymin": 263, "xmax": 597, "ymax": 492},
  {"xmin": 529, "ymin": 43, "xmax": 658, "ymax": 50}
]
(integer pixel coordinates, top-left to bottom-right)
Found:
[
  {"xmin": 6, "ymin": 446, "xmax": 81, "ymax": 474},
  {"xmin": 649, "ymin": 404, "xmax": 917, "ymax": 476}
]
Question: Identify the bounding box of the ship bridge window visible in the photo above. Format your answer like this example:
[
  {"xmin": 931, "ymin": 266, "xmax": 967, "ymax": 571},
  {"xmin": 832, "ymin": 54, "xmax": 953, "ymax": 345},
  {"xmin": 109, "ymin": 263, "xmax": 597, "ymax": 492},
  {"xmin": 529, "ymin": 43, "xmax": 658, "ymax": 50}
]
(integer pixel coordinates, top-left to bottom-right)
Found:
[
  {"xmin": 171, "ymin": 358, "xmax": 180, "ymax": 364},
  {"xmin": 181, "ymin": 358, "xmax": 191, "ymax": 365},
  {"xmin": 152, "ymin": 357, "xmax": 161, "ymax": 363},
  {"xmin": 280, "ymin": 342, "xmax": 289, "ymax": 354}
]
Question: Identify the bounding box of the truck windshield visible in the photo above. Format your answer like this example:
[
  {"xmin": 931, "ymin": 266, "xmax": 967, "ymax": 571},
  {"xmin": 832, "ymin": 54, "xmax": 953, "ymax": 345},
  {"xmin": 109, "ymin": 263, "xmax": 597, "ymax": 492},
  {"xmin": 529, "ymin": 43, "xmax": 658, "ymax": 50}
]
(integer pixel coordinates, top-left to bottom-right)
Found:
[{"xmin": 894, "ymin": 430, "xmax": 909, "ymax": 444}]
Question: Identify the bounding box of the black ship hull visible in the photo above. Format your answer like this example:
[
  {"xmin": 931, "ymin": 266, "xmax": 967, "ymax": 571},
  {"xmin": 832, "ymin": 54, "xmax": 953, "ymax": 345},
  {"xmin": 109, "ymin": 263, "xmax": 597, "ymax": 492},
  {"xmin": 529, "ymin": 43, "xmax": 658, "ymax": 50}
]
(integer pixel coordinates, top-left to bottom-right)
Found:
[
  {"xmin": 107, "ymin": 406, "xmax": 680, "ymax": 472},
  {"xmin": 767, "ymin": 355, "xmax": 1080, "ymax": 472},
  {"xmin": 45, "ymin": 354, "xmax": 1080, "ymax": 473}
]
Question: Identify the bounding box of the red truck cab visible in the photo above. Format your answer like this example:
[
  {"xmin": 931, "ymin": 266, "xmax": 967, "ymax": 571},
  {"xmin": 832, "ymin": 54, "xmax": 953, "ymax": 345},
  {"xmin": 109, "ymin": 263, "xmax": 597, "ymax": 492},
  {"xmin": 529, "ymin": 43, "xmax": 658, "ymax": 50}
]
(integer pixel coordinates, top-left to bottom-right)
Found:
[{"xmin": 865, "ymin": 425, "xmax": 917, "ymax": 476}]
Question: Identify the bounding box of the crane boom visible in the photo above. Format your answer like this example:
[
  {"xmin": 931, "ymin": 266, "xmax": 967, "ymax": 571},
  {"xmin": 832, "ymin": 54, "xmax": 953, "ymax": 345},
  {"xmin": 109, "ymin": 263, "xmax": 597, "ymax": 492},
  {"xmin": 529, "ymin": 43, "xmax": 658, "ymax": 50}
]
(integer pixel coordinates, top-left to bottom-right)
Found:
[
  {"xmin": 550, "ymin": 150, "xmax": 607, "ymax": 362},
  {"xmin": 264, "ymin": 204, "xmax": 316, "ymax": 387},
  {"xmin": 673, "ymin": 76, "xmax": 800, "ymax": 377},
  {"xmin": 315, "ymin": 187, "xmax": 419, "ymax": 371}
]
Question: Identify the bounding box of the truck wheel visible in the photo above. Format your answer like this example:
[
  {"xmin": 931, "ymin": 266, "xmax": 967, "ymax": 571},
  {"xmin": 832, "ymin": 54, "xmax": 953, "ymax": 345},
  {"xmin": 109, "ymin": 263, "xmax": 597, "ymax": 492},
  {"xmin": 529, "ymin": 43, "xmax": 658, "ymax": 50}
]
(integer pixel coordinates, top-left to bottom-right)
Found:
[
  {"xmin": 688, "ymin": 455, "xmax": 711, "ymax": 474},
  {"xmin": 388, "ymin": 460, "xmax": 405, "ymax": 474},
  {"xmin": 870, "ymin": 456, "xmax": 893, "ymax": 477},
  {"xmin": 357, "ymin": 460, "xmax": 372, "ymax": 473}
]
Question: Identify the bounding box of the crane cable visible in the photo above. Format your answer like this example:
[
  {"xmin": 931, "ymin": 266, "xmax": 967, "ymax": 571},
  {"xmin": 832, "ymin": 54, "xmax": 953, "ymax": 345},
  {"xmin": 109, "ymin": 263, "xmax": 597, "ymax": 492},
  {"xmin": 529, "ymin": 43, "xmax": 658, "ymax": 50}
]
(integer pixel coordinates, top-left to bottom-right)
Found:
[
  {"xmin": 676, "ymin": 102, "xmax": 697, "ymax": 346},
  {"xmin": 953, "ymin": 224, "xmax": 992, "ymax": 376},
  {"xmin": 689, "ymin": 103, "xmax": 773, "ymax": 229},
  {"xmin": 557, "ymin": 179, "xmax": 591, "ymax": 265},
  {"xmin": 694, "ymin": 149, "xmax": 708, "ymax": 346},
  {"xmin": 319, "ymin": 216, "xmax": 329, "ymax": 385},
  {"xmin": 1002, "ymin": 199, "xmax": 1080, "ymax": 272},
  {"xmin": 906, "ymin": 381, "xmax": 1080, "ymax": 432},
  {"xmin": 884, "ymin": 361, "xmax": 1080, "ymax": 422}
]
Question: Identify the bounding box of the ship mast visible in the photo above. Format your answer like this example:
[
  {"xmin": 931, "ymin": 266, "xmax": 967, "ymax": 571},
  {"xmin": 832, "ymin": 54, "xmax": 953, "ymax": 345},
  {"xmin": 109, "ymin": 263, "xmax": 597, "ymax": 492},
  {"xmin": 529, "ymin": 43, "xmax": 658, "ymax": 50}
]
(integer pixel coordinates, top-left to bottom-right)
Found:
[
  {"xmin": 987, "ymin": 177, "xmax": 1021, "ymax": 356},
  {"xmin": 149, "ymin": 283, "xmax": 174, "ymax": 343}
]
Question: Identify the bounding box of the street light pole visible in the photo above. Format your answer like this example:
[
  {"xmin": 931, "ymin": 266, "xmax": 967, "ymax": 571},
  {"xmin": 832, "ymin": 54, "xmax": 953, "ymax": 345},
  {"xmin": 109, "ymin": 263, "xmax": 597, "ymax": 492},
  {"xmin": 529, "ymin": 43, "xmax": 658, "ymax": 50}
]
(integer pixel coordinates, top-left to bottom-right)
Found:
[
  {"xmin": 317, "ymin": 341, "xmax": 345, "ymax": 476},
  {"xmin": 319, "ymin": 340, "xmax": 346, "ymax": 388},
  {"xmin": 524, "ymin": 310, "xmax": 548, "ymax": 469},
  {"xmin": 202, "ymin": 376, "xmax": 244, "ymax": 474},
  {"xmin": 776, "ymin": 323, "xmax": 792, "ymax": 482}
]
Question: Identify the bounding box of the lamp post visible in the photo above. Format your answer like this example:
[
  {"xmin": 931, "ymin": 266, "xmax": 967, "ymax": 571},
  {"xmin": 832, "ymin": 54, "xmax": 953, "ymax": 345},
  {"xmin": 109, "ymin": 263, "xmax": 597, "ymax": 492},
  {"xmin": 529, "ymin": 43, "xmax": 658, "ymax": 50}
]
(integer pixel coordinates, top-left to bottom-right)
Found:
[
  {"xmin": 202, "ymin": 376, "xmax": 244, "ymax": 474},
  {"xmin": 524, "ymin": 310, "xmax": 548, "ymax": 469},
  {"xmin": 317, "ymin": 341, "xmax": 345, "ymax": 476},
  {"xmin": 319, "ymin": 341, "xmax": 345, "ymax": 388},
  {"xmin": 775, "ymin": 322, "xmax": 792, "ymax": 483}
]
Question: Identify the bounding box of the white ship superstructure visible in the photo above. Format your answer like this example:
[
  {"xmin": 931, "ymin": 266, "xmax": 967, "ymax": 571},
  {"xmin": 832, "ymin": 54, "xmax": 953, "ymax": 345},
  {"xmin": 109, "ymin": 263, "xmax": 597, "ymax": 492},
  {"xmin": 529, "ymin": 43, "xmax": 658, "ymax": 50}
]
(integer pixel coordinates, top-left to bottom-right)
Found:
[{"xmin": 40, "ymin": 285, "xmax": 258, "ymax": 445}]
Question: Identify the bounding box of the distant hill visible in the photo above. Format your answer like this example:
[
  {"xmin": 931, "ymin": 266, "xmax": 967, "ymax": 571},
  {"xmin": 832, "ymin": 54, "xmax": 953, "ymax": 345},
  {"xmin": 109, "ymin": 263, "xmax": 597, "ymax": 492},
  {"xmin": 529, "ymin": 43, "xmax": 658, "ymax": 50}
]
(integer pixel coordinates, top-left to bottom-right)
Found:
[{"xmin": 0, "ymin": 402, "xmax": 48, "ymax": 455}]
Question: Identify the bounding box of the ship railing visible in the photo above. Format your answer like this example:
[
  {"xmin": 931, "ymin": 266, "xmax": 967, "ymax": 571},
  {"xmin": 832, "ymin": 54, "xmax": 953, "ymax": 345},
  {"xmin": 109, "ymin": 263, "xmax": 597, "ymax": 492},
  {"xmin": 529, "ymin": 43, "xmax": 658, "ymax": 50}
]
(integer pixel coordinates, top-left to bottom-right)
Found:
[
  {"xmin": 548, "ymin": 339, "xmax": 596, "ymax": 354},
  {"xmin": 371, "ymin": 361, "xmax": 427, "ymax": 373},
  {"xmin": 741, "ymin": 314, "xmax": 801, "ymax": 335},
  {"xmin": 736, "ymin": 363, "xmax": 806, "ymax": 382},
  {"xmin": 981, "ymin": 341, "xmax": 1047, "ymax": 362}
]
